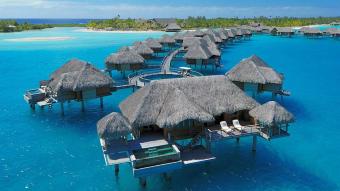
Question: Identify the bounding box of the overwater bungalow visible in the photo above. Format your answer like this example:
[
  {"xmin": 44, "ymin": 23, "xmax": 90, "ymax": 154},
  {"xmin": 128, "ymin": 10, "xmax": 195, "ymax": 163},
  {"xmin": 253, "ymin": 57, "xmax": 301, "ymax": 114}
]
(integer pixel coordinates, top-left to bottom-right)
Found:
[
  {"xmin": 235, "ymin": 28, "xmax": 244, "ymax": 37},
  {"xmin": 105, "ymin": 48, "xmax": 145, "ymax": 77},
  {"xmin": 131, "ymin": 42, "xmax": 154, "ymax": 59},
  {"xmin": 216, "ymin": 29, "xmax": 228, "ymax": 41},
  {"xmin": 184, "ymin": 44, "xmax": 214, "ymax": 68},
  {"xmin": 159, "ymin": 34, "xmax": 176, "ymax": 50},
  {"xmin": 165, "ymin": 23, "xmax": 181, "ymax": 32},
  {"xmin": 144, "ymin": 38, "xmax": 163, "ymax": 53},
  {"xmin": 249, "ymin": 101, "xmax": 294, "ymax": 140},
  {"xmin": 225, "ymin": 29, "xmax": 235, "ymax": 39},
  {"xmin": 271, "ymin": 27, "xmax": 294, "ymax": 36},
  {"xmin": 191, "ymin": 29, "xmax": 205, "ymax": 37},
  {"xmin": 330, "ymin": 30, "xmax": 340, "ymax": 37},
  {"xmin": 48, "ymin": 59, "xmax": 114, "ymax": 112},
  {"xmin": 330, "ymin": 22, "xmax": 340, "ymax": 26},
  {"xmin": 98, "ymin": 75, "xmax": 295, "ymax": 185},
  {"xmin": 303, "ymin": 28, "xmax": 323, "ymax": 37},
  {"xmin": 226, "ymin": 55, "xmax": 285, "ymax": 98}
]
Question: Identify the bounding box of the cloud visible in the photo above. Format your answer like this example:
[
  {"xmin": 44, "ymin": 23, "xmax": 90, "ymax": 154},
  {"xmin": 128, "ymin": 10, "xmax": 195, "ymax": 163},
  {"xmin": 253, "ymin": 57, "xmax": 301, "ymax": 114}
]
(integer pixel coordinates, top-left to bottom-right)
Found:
[{"xmin": 0, "ymin": 0, "xmax": 338, "ymax": 18}]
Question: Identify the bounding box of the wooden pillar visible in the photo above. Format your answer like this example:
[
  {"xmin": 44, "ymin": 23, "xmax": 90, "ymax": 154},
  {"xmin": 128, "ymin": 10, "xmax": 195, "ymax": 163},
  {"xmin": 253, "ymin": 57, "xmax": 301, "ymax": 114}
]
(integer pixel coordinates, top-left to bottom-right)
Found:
[
  {"xmin": 139, "ymin": 177, "xmax": 147, "ymax": 187},
  {"xmin": 81, "ymin": 100, "xmax": 85, "ymax": 112},
  {"xmin": 252, "ymin": 135, "xmax": 257, "ymax": 151},
  {"xmin": 100, "ymin": 97, "xmax": 104, "ymax": 109},
  {"xmin": 236, "ymin": 137, "xmax": 240, "ymax": 143},
  {"xmin": 60, "ymin": 102, "xmax": 64, "ymax": 116},
  {"xmin": 30, "ymin": 104, "xmax": 36, "ymax": 110},
  {"xmin": 114, "ymin": 164, "xmax": 119, "ymax": 176}
]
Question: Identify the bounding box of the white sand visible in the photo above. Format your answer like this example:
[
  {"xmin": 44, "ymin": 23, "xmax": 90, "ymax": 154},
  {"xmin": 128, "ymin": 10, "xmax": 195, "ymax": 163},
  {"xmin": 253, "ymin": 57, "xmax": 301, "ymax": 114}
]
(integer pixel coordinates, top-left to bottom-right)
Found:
[{"xmin": 4, "ymin": 36, "xmax": 74, "ymax": 42}]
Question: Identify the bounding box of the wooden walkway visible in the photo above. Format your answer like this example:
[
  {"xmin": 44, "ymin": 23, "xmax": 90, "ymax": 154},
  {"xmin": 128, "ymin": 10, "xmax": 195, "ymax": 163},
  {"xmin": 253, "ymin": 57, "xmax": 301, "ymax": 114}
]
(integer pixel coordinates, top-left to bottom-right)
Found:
[
  {"xmin": 128, "ymin": 47, "xmax": 183, "ymax": 88},
  {"xmin": 161, "ymin": 48, "xmax": 183, "ymax": 73}
]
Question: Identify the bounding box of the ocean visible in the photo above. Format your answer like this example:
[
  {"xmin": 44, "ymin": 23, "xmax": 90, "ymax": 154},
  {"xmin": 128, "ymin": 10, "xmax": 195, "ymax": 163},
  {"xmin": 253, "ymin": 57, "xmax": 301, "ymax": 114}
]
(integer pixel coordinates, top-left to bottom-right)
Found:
[{"xmin": 0, "ymin": 27, "xmax": 340, "ymax": 191}]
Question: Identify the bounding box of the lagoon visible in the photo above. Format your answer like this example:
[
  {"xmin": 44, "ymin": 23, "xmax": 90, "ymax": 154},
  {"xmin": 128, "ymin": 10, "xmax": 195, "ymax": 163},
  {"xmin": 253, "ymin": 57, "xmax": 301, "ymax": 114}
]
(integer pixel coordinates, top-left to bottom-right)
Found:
[{"xmin": 0, "ymin": 27, "xmax": 340, "ymax": 190}]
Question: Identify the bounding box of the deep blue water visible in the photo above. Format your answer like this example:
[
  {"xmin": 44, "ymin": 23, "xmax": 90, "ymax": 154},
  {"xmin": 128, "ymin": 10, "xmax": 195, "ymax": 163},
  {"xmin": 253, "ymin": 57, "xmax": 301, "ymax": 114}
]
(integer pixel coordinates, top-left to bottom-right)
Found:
[{"xmin": 0, "ymin": 27, "xmax": 340, "ymax": 191}]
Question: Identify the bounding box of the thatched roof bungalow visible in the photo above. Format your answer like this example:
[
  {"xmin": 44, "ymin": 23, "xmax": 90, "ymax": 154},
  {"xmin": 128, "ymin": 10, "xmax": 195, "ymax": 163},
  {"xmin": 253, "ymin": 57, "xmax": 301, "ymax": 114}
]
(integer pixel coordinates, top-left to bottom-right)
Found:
[
  {"xmin": 226, "ymin": 55, "xmax": 284, "ymax": 97},
  {"xmin": 184, "ymin": 44, "xmax": 213, "ymax": 65},
  {"xmin": 271, "ymin": 27, "xmax": 294, "ymax": 36},
  {"xmin": 105, "ymin": 48, "xmax": 145, "ymax": 75},
  {"xmin": 119, "ymin": 75, "xmax": 259, "ymax": 139},
  {"xmin": 225, "ymin": 29, "xmax": 235, "ymax": 38},
  {"xmin": 131, "ymin": 42, "xmax": 154, "ymax": 59},
  {"xmin": 145, "ymin": 38, "xmax": 163, "ymax": 52},
  {"xmin": 191, "ymin": 30, "xmax": 205, "ymax": 37},
  {"xmin": 249, "ymin": 101, "xmax": 294, "ymax": 139},
  {"xmin": 165, "ymin": 23, "xmax": 181, "ymax": 32},
  {"xmin": 97, "ymin": 112, "xmax": 133, "ymax": 142},
  {"xmin": 48, "ymin": 59, "xmax": 114, "ymax": 102},
  {"xmin": 303, "ymin": 28, "xmax": 323, "ymax": 36},
  {"xmin": 159, "ymin": 34, "xmax": 176, "ymax": 49}
]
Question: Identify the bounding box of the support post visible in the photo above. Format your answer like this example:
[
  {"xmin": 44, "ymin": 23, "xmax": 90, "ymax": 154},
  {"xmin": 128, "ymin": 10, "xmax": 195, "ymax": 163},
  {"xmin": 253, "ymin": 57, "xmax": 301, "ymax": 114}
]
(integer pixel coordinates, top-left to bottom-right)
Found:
[
  {"xmin": 60, "ymin": 102, "xmax": 64, "ymax": 116},
  {"xmin": 114, "ymin": 164, "xmax": 119, "ymax": 176},
  {"xmin": 30, "ymin": 104, "xmax": 36, "ymax": 110},
  {"xmin": 100, "ymin": 97, "xmax": 103, "ymax": 109},
  {"xmin": 81, "ymin": 100, "xmax": 85, "ymax": 112},
  {"xmin": 139, "ymin": 177, "xmax": 147, "ymax": 187},
  {"xmin": 236, "ymin": 137, "xmax": 240, "ymax": 143},
  {"xmin": 252, "ymin": 135, "xmax": 257, "ymax": 152}
]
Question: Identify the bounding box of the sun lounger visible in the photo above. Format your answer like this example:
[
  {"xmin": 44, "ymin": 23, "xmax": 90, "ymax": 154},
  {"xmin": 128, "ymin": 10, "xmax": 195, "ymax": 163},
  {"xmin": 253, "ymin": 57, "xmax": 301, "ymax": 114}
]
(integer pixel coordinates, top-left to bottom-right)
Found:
[
  {"xmin": 220, "ymin": 121, "xmax": 232, "ymax": 133},
  {"xmin": 233, "ymin": 120, "xmax": 243, "ymax": 131}
]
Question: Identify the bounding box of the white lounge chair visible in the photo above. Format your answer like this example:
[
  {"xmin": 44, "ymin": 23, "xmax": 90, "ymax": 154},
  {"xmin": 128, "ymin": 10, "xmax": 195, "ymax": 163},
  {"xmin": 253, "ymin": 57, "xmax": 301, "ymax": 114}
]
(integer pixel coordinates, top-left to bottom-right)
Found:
[
  {"xmin": 220, "ymin": 121, "xmax": 232, "ymax": 133},
  {"xmin": 233, "ymin": 119, "xmax": 243, "ymax": 131}
]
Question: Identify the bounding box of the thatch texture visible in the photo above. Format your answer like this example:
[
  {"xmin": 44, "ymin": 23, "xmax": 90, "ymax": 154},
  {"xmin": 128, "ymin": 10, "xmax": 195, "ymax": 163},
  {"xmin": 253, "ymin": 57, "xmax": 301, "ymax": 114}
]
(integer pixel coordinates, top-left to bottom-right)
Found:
[
  {"xmin": 105, "ymin": 48, "xmax": 145, "ymax": 70},
  {"xmin": 48, "ymin": 59, "xmax": 114, "ymax": 93},
  {"xmin": 131, "ymin": 42, "xmax": 154, "ymax": 55},
  {"xmin": 97, "ymin": 112, "xmax": 133, "ymax": 141},
  {"xmin": 119, "ymin": 75, "xmax": 259, "ymax": 128},
  {"xmin": 184, "ymin": 45, "xmax": 212, "ymax": 60},
  {"xmin": 145, "ymin": 38, "xmax": 163, "ymax": 50},
  {"xmin": 225, "ymin": 29, "xmax": 235, "ymax": 38},
  {"xmin": 165, "ymin": 23, "xmax": 181, "ymax": 32},
  {"xmin": 226, "ymin": 55, "xmax": 283, "ymax": 84},
  {"xmin": 191, "ymin": 30, "xmax": 205, "ymax": 37},
  {"xmin": 249, "ymin": 101, "xmax": 294, "ymax": 126},
  {"xmin": 159, "ymin": 34, "xmax": 176, "ymax": 44}
]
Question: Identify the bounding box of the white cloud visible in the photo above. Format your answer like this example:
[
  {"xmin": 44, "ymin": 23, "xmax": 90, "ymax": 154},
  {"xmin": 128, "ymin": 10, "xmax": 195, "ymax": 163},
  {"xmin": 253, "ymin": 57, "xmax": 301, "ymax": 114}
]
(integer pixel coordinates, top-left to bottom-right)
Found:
[{"xmin": 0, "ymin": 0, "xmax": 337, "ymax": 18}]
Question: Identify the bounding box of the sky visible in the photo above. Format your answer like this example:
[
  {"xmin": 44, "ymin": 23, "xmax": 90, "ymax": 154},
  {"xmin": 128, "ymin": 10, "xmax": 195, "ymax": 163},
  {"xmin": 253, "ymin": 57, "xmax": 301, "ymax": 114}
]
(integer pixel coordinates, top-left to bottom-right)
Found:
[{"xmin": 0, "ymin": 0, "xmax": 339, "ymax": 19}]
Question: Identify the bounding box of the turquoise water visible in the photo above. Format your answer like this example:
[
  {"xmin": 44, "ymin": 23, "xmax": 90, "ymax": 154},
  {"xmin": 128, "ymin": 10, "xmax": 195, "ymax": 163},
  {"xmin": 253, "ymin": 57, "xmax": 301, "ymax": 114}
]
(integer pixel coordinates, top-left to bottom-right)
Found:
[{"xmin": 1, "ymin": 27, "xmax": 340, "ymax": 191}]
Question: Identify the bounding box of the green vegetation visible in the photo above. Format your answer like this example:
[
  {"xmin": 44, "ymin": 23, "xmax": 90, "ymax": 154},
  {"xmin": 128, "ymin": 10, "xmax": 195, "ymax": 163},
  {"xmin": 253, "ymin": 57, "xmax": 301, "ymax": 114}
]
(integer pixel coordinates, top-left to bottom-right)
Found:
[
  {"xmin": 87, "ymin": 16, "xmax": 160, "ymax": 30},
  {"xmin": 0, "ymin": 20, "xmax": 53, "ymax": 33},
  {"xmin": 87, "ymin": 16, "xmax": 340, "ymax": 30}
]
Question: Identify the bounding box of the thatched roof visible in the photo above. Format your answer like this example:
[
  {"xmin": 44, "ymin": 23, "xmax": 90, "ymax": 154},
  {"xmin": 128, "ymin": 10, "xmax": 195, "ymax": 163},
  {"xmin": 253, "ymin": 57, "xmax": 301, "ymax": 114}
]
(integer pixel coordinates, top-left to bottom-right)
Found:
[
  {"xmin": 225, "ymin": 29, "xmax": 235, "ymax": 38},
  {"xmin": 97, "ymin": 112, "xmax": 133, "ymax": 141},
  {"xmin": 275, "ymin": 27, "xmax": 294, "ymax": 33},
  {"xmin": 105, "ymin": 48, "xmax": 144, "ymax": 66},
  {"xmin": 145, "ymin": 38, "xmax": 162, "ymax": 49},
  {"xmin": 184, "ymin": 45, "xmax": 212, "ymax": 60},
  {"xmin": 216, "ymin": 29, "xmax": 228, "ymax": 40},
  {"xmin": 48, "ymin": 59, "xmax": 114, "ymax": 93},
  {"xmin": 165, "ymin": 23, "xmax": 181, "ymax": 31},
  {"xmin": 226, "ymin": 55, "xmax": 283, "ymax": 84},
  {"xmin": 119, "ymin": 75, "xmax": 259, "ymax": 128},
  {"xmin": 159, "ymin": 34, "xmax": 176, "ymax": 44},
  {"xmin": 303, "ymin": 28, "xmax": 322, "ymax": 35},
  {"xmin": 182, "ymin": 37, "xmax": 207, "ymax": 48},
  {"xmin": 207, "ymin": 46, "xmax": 221, "ymax": 57},
  {"xmin": 249, "ymin": 101, "xmax": 294, "ymax": 126},
  {"xmin": 191, "ymin": 30, "xmax": 205, "ymax": 37},
  {"xmin": 131, "ymin": 42, "xmax": 154, "ymax": 55}
]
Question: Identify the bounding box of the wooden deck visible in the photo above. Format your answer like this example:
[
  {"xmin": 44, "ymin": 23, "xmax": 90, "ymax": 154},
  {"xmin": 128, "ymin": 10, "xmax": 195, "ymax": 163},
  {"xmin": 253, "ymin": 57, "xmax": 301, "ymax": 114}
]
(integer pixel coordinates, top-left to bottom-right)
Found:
[{"xmin": 205, "ymin": 124, "xmax": 260, "ymax": 142}]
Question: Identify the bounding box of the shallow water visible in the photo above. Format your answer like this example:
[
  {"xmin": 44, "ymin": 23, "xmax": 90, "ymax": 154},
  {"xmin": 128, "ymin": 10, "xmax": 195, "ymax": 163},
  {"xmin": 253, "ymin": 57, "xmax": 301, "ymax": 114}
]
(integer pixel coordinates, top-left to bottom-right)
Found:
[{"xmin": 0, "ymin": 27, "xmax": 340, "ymax": 191}]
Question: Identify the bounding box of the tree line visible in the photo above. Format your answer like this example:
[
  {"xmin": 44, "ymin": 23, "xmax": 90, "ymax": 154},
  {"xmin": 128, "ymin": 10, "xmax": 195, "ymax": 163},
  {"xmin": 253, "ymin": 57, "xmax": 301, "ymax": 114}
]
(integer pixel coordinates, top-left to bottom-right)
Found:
[
  {"xmin": 87, "ymin": 16, "xmax": 340, "ymax": 30},
  {"xmin": 0, "ymin": 20, "xmax": 53, "ymax": 33}
]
